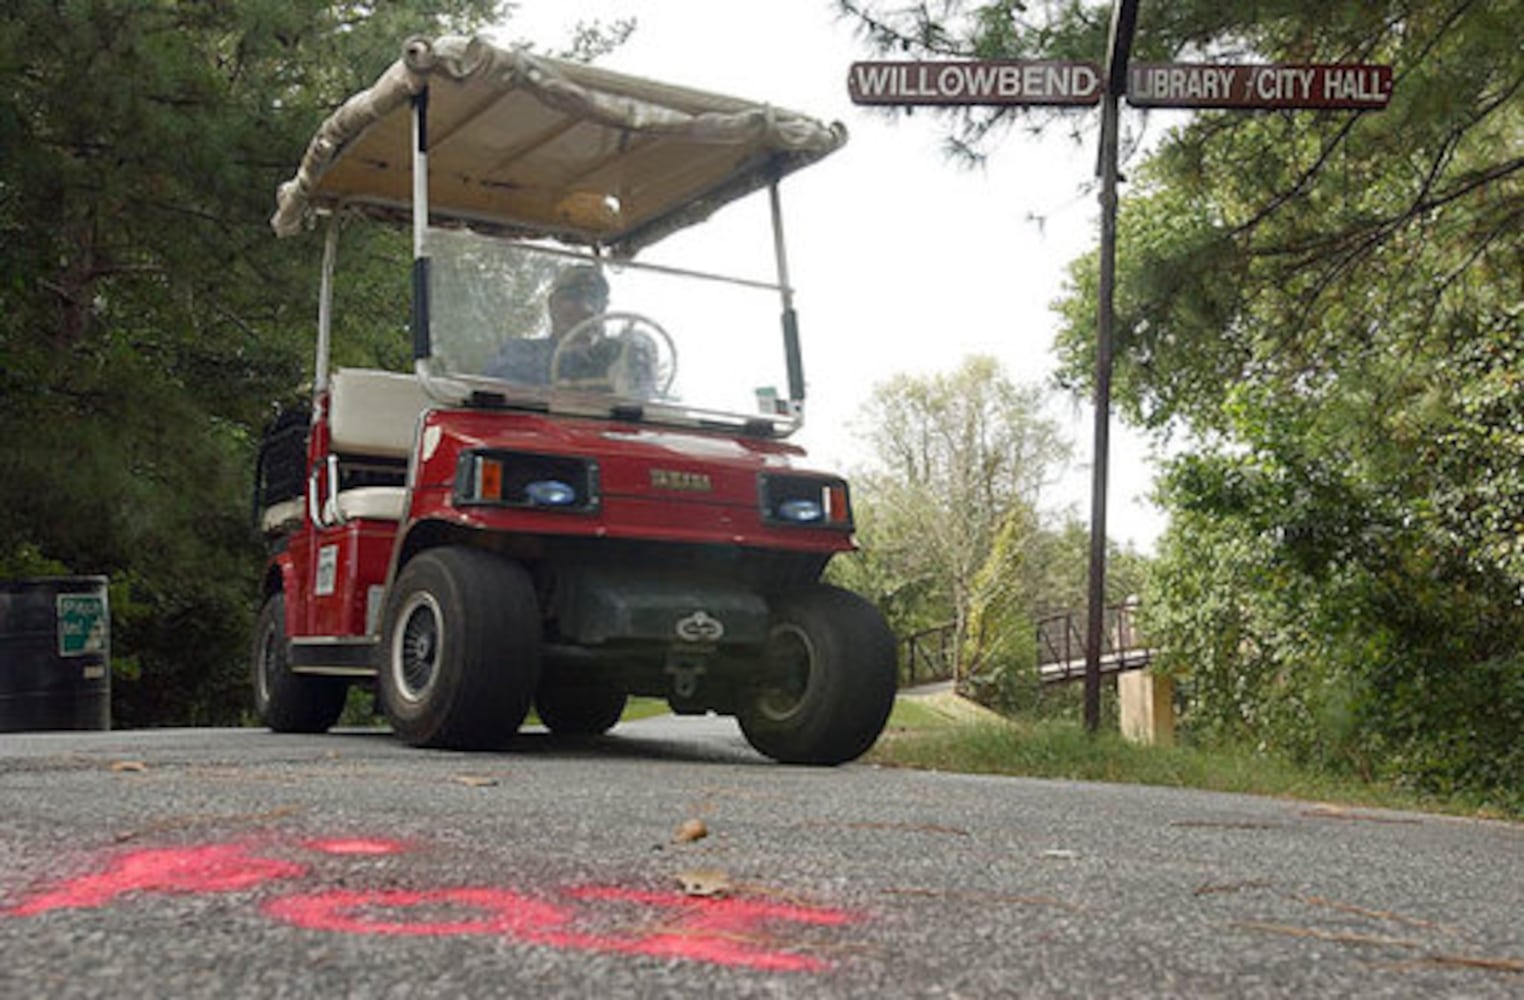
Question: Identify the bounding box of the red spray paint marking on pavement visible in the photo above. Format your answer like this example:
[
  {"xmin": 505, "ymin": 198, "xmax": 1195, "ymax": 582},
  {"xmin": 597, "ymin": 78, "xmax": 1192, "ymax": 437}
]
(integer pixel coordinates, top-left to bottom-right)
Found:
[
  {"xmin": 553, "ymin": 886, "xmax": 854, "ymax": 973},
  {"xmin": 3, "ymin": 843, "xmax": 307, "ymax": 916},
  {"xmin": 304, "ymin": 838, "xmax": 408, "ymax": 856},
  {"xmin": 4, "ymin": 837, "xmax": 861, "ymax": 973},
  {"xmin": 263, "ymin": 885, "xmax": 853, "ymax": 973}
]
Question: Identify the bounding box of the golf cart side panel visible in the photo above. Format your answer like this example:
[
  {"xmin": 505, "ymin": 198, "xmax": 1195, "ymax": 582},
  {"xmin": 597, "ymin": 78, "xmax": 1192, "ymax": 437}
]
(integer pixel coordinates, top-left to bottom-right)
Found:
[
  {"xmin": 271, "ymin": 506, "xmax": 397, "ymax": 642},
  {"xmin": 271, "ymin": 515, "xmax": 393, "ymax": 640},
  {"xmin": 252, "ymin": 375, "xmax": 410, "ymax": 642},
  {"xmin": 302, "ymin": 520, "xmax": 396, "ymax": 639}
]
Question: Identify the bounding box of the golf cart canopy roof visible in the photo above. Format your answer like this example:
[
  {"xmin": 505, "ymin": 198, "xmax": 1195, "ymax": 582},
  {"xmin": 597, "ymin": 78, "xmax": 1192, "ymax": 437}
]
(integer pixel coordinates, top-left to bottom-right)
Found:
[{"xmin": 271, "ymin": 35, "xmax": 847, "ymax": 256}]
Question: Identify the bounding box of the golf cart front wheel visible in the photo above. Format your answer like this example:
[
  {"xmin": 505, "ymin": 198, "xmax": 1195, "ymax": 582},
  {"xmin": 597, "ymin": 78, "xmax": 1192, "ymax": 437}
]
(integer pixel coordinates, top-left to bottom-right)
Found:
[
  {"xmin": 738, "ymin": 584, "xmax": 896, "ymax": 765},
  {"xmin": 379, "ymin": 546, "xmax": 541, "ymax": 749}
]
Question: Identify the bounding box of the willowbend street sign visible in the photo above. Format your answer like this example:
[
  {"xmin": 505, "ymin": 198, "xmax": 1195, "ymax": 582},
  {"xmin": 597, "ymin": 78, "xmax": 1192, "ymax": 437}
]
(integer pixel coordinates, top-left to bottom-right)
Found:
[
  {"xmin": 848, "ymin": 60, "xmax": 1393, "ymax": 111},
  {"xmin": 848, "ymin": 60, "xmax": 1104, "ymax": 106}
]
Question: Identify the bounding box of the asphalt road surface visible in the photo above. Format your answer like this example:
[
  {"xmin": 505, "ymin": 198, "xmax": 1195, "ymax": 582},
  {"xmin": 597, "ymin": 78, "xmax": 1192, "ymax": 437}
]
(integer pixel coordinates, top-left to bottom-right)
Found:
[{"xmin": 1, "ymin": 717, "xmax": 1520, "ymax": 998}]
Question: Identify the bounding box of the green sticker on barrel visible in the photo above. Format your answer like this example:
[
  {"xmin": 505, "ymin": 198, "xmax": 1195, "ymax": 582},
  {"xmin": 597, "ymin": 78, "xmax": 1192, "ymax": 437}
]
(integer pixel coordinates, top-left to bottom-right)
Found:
[{"xmin": 57, "ymin": 594, "xmax": 108, "ymax": 657}]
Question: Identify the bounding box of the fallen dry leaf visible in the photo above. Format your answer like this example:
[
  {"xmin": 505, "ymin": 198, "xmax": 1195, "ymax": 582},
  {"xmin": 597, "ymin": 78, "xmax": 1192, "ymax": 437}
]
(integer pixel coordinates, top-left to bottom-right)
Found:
[
  {"xmin": 676, "ymin": 868, "xmax": 732, "ymax": 898},
  {"xmin": 674, "ymin": 818, "xmax": 708, "ymax": 844},
  {"xmin": 109, "ymin": 760, "xmax": 148, "ymax": 773}
]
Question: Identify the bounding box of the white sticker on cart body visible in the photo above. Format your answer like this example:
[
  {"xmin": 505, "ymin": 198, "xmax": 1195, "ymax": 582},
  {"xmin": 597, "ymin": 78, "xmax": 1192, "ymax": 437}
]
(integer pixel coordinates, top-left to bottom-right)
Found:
[
  {"xmin": 365, "ymin": 586, "xmax": 385, "ymax": 634},
  {"xmin": 315, "ymin": 545, "xmax": 338, "ymax": 596}
]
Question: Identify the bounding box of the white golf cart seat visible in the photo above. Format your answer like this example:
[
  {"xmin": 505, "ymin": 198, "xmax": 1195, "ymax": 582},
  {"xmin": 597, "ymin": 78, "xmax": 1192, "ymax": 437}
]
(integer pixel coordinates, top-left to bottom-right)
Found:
[
  {"xmin": 323, "ymin": 368, "xmax": 433, "ymax": 523},
  {"xmin": 260, "ymin": 498, "xmax": 305, "ymax": 535},
  {"xmin": 330, "ymin": 487, "xmax": 407, "ymax": 522}
]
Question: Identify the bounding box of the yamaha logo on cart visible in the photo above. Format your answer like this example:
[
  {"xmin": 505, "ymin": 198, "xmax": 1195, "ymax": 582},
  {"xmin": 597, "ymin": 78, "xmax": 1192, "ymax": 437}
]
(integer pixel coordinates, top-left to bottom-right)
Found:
[
  {"xmin": 675, "ymin": 610, "xmax": 724, "ymax": 642},
  {"xmin": 650, "ymin": 469, "xmax": 712, "ymax": 492}
]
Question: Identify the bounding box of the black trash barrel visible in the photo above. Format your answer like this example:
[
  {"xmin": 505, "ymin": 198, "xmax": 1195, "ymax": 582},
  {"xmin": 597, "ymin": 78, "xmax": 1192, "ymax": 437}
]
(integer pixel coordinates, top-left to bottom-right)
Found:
[{"xmin": 0, "ymin": 576, "xmax": 111, "ymax": 732}]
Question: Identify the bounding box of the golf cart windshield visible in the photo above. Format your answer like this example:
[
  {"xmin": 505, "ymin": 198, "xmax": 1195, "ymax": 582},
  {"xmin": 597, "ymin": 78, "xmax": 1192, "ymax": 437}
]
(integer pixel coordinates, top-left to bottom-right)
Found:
[
  {"xmin": 425, "ymin": 228, "xmax": 793, "ymax": 423},
  {"xmin": 271, "ymin": 35, "xmax": 845, "ymax": 434}
]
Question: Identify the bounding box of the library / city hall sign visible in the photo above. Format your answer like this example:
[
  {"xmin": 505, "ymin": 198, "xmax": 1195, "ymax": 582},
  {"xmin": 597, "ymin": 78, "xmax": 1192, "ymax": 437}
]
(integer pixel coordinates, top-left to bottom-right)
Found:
[
  {"xmin": 848, "ymin": 59, "xmax": 1393, "ymax": 111},
  {"xmin": 1127, "ymin": 62, "xmax": 1393, "ymax": 109}
]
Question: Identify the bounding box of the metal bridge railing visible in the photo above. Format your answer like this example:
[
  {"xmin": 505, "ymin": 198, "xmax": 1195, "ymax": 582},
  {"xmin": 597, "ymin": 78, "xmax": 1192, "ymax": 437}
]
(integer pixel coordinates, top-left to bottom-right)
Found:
[
  {"xmin": 1035, "ymin": 602, "xmax": 1151, "ymax": 683},
  {"xmin": 898, "ymin": 623, "xmax": 957, "ymax": 687},
  {"xmin": 898, "ymin": 603, "xmax": 1151, "ymax": 688}
]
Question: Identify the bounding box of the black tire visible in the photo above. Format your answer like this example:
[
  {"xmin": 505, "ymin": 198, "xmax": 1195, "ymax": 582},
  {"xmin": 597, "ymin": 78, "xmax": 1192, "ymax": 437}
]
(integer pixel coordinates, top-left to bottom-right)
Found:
[
  {"xmin": 535, "ymin": 680, "xmax": 627, "ymax": 737},
  {"xmin": 738, "ymin": 584, "xmax": 897, "ymax": 765},
  {"xmin": 252, "ymin": 593, "xmax": 348, "ymax": 733},
  {"xmin": 379, "ymin": 547, "xmax": 540, "ymax": 750}
]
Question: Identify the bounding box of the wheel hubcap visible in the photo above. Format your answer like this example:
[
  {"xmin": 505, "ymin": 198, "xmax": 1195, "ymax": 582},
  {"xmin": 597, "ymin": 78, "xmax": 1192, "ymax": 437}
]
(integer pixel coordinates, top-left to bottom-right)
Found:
[
  {"xmin": 756, "ymin": 623, "xmax": 814, "ymax": 722},
  {"xmin": 393, "ymin": 593, "xmax": 444, "ymax": 704}
]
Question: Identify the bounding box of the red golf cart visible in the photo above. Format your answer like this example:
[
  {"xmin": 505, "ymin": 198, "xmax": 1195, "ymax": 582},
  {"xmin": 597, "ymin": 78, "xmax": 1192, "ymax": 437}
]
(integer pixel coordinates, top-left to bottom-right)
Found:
[{"xmin": 252, "ymin": 36, "xmax": 895, "ymax": 763}]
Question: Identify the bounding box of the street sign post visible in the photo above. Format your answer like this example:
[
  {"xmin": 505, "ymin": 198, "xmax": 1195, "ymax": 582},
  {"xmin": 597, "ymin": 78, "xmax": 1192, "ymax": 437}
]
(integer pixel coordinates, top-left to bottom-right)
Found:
[
  {"xmin": 1083, "ymin": 0, "xmax": 1141, "ymax": 735},
  {"xmin": 845, "ymin": 4, "xmax": 1390, "ymax": 735}
]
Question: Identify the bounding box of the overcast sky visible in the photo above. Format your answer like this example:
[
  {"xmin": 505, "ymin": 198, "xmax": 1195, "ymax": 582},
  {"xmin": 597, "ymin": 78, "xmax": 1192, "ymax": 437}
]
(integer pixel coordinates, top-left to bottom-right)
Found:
[{"xmin": 498, "ymin": 0, "xmax": 1168, "ymax": 551}]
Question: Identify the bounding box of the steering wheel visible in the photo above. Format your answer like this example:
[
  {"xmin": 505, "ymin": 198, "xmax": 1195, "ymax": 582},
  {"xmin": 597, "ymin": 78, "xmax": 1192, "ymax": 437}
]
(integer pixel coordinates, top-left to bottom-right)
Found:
[{"xmin": 548, "ymin": 311, "xmax": 677, "ymax": 397}]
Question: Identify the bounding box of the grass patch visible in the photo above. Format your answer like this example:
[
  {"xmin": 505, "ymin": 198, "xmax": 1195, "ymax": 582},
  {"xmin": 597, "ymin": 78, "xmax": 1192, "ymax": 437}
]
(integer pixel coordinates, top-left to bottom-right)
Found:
[
  {"xmin": 337, "ymin": 689, "xmax": 671, "ymax": 728},
  {"xmin": 619, "ymin": 697, "xmax": 670, "ymax": 722},
  {"xmin": 526, "ymin": 695, "xmax": 671, "ymax": 727},
  {"xmin": 868, "ymin": 697, "xmax": 1518, "ymax": 820},
  {"xmin": 882, "ymin": 697, "xmax": 970, "ymax": 732}
]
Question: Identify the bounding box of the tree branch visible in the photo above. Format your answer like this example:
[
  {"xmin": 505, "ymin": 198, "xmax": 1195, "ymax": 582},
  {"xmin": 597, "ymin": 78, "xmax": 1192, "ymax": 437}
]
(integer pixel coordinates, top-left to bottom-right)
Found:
[{"xmin": 1227, "ymin": 117, "xmax": 1361, "ymax": 240}]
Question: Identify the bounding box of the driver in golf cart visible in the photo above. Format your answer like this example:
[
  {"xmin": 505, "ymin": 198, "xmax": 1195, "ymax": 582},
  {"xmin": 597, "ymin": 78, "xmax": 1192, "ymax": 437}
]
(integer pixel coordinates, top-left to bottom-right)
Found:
[{"xmin": 485, "ymin": 264, "xmax": 659, "ymax": 394}]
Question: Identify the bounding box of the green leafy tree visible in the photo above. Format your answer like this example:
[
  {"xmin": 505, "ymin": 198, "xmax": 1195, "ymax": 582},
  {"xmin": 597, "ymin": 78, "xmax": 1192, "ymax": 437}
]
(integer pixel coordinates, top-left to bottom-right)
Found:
[
  {"xmin": 1052, "ymin": 2, "xmax": 1521, "ymax": 803},
  {"xmin": 0, "ymin": 1, "xmax": 517, "ymax": 725},
  {"xmin": 833, "ymin": 356, "xmax": 1072, "ymax": 682},
  {"xmin": 841, "ymin": 1, "xmax": 1523, "ymax": 804}
]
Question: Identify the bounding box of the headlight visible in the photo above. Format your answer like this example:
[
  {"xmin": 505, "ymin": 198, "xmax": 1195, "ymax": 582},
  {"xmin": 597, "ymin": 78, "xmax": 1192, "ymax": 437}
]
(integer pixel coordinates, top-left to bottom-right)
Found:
[
  {"xmin": 778, "ymin": 498, "xmax": 825, "ymax": 523},
  {"xmin": 524, "ymin": 479, "xmax": 578, "ymax": 506},
  {"xmin": 455, "ymin": 450, "xmax": 600, "ymax": 513},
  {"xmin": 759, "ymin": 474, "xmax": 853, "ymax": 530}
]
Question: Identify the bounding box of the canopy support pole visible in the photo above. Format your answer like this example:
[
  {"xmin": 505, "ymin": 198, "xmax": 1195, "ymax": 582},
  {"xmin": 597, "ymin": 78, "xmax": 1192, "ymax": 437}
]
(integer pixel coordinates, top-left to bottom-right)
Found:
[
  {"xmin": 769, "ymin": 179, "xmax": 805, "ymax": 414},
  {"xmin": 410, "ymin": 89, "xmax": 432, "ymax": 364},
  {"xmin": 314, "ymin": 214, "xmax": 339, "ymax": 394}
]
